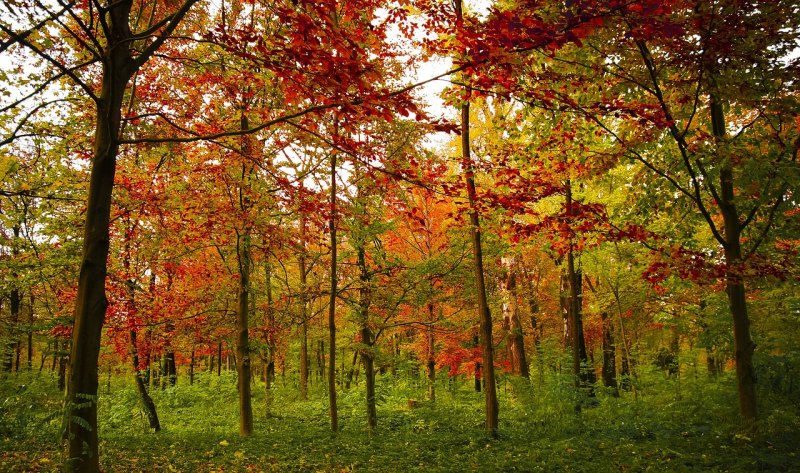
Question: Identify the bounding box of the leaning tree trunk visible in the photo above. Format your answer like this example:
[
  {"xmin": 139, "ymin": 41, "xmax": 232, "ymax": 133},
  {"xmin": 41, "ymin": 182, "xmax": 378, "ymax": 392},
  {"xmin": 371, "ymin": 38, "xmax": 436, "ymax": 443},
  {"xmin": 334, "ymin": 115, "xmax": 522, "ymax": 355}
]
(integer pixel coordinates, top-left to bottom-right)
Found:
[{"xmin": 130, "ymin": 330, "xmax": 160, "ymax": 431}]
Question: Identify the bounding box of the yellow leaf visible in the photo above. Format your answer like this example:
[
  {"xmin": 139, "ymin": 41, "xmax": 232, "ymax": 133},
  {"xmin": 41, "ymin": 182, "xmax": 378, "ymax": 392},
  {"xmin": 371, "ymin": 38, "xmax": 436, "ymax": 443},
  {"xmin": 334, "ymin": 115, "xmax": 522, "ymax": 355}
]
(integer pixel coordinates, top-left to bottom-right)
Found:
[{"xmin": 219, "ymin": 440, "xmax": 229, "ymax": 447}]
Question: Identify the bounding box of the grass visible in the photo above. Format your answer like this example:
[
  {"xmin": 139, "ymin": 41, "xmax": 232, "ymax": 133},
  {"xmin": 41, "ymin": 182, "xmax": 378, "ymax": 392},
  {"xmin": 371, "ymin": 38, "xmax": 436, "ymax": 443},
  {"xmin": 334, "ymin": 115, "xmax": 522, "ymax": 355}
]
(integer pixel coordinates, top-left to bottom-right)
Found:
[{"xmin": 2, "ymin": 366, "xmax": 799, "ymax": 472}]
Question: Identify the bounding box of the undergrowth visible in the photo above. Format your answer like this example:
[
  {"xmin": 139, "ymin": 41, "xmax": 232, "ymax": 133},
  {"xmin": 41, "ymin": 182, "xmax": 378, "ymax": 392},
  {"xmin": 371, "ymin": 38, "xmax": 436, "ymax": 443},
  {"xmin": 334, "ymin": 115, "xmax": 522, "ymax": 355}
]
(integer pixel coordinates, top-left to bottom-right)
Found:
[{"xmin": 1, "ymin": 366, "xmax": 798, "ymax": 472}]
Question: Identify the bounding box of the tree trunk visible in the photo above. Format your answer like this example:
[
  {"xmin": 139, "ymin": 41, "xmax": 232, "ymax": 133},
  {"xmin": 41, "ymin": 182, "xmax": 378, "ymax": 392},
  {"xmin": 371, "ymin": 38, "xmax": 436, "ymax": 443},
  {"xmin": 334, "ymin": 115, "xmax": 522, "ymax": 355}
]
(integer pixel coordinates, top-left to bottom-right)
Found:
[
  {"xmin": 130, "ymin": 330, "xmax": 160, "ymax": 431},
  {"xmin": 298, "ymin": 219, "xmax": 309, "ymax": 400},
  {"xmin": 66, "ymin": 4, "xmax": 136, "ymax": 468},
  {"xmin": 217, "ymin": 341, "xmax": 222, "ymax": 376},
  {"xmin": 506, "ymin": 268, "xmax": 529, "ymax": 378},
  {"xmin": 456, "ymin": 0, "xmax": 498, "ymax": 433},
  {"xmin": 27, "ymin": 294, "xmax": 34, "ymax": 370},
  {"xmin": 426, "ymin": 303, "xmax": 436, "ymax": 402},
  {"xmin": 328, "ymin": 150, "xmax": 338, "ymax": 432},
  {"xmin": 710, "ymin": 94, "xmax": 758, "ymax": 421},
  {"xmin": 234, "ymin": 110, "xmax": 255, "ymax": 435},
  {"xmin": 235, "ymin": 229, "xmax": 253, "ymax": 436},
  {"xmin": 189, "ymin": 348, "xmax": 195, "ymax": 385},
  {"xmin": 163, "ymin": 348, "xmax": 176, "ymax": 388},
  {"xmin": 4, "ymin": 226, "xmax": 21, "ymax": 372},
  {"xmin": 355, "ymin": 243, "xmax": 377, "ymax": 429},
  {"xmin": 58, "ymin": 340, "xmax": 68, "ymax": 392},
  {"xmin": 601, "ymin": 312, "xmax": 618, "ymax": 396}
]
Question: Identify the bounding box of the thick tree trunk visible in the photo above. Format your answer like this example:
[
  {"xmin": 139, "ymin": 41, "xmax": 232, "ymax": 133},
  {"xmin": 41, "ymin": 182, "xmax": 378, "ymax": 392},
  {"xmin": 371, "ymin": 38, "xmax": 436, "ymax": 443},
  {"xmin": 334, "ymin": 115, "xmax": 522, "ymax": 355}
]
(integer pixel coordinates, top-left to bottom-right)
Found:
[
  {"xmin": 66, "ymin": 4, "xmax": 135, "ymax": 468},
  {"xmin": 328, "ymin": 151, "xmax": 338, "ymax": 432}
]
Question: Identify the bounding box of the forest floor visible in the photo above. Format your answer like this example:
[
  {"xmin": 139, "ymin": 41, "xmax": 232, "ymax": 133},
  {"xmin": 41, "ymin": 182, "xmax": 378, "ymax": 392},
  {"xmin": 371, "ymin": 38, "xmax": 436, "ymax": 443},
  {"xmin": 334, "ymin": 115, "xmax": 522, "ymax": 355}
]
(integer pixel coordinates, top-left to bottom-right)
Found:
[{"xmin": 2, "ymin": 368, "xmax": 799, "ymax": 472}]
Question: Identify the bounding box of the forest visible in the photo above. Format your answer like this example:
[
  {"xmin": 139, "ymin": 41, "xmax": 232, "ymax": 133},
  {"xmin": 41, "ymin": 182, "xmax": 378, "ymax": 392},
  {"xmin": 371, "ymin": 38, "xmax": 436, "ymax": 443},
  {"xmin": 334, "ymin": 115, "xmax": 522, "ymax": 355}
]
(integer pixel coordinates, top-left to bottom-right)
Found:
[{"xmin": 0, "ymin": 0, "xmax": 799, "ymax": 471}]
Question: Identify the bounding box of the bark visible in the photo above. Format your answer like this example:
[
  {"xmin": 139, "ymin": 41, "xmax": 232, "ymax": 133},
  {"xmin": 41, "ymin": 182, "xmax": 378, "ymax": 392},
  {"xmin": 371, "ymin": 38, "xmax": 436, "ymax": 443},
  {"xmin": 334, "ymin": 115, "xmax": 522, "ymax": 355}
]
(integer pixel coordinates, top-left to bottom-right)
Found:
[
  {"xmin": 356, "ymin": 243, "xmax": 376, "ymax": 429},
  {"xmin": 189, "ymin": 348, "xmax": 195, "ymax": 386},
  {"xmin": 298, "ymin": 218, "xmax": 309, "ymax": 400},
  {"xmin": 506, "ymin": 269, "xmax": 529, "ymax": 378},
  {"xmin": 328, "ymin": 151, "xmax": 338, "ymax": 432},
  {"xmin": 601, "ymin": 312, "xmax": 618, "ymax": 396},
  {"xmin": 27, "ymin": 294, "xmax": 34, "ymax": 370},
  {"xmin": 4, "ymin": 226, "xmax": 21, "ymax": 372},
  {"xmin": 235, "ymin": 228, "xmax": 253, "ymax": 436},
  {"xmin": 560, "ymin": 269, "xmax": 572, "ymax": 350},
  {"xmin": 235, "ymin": 113, "xmax": 254, "ymax": 436},
  {"xmin": 456, "ymin": 0, "xmax": 497, "ymax": 433},
  {"xmin": 217, "ymin": 341, "xmax": 222, "ymax": 376},
  {"xmin": 265, "ymin": 261, "xmax": 276, "ymax": 390},
  {"xmin": 66, "ymin": 4, "xmax": 134, "ymax": 468},
  {"xmin": 426, "ymin": 303, "xmax": 436, "ymax": 402},
  {"xmin": 711, "ymin": 94, "xmax": 758, "ymax": 421},
  {"xmin": 130, "ymin": 330, "xmax": 160, "ymax": 431},
  {"xmin": 64, "ymin": 0, "xmax": 197, "ymax": 467},
  {"xmin": 565, "ymin": 183, "xmax": 595, "ymax": 404},
  {"xmin": 57, "ymin": 340, "xmax": 68, "ymax": 392},
  {"xmin": 163, "ymin": 346, "xmax": 176, "ymax": 388}
]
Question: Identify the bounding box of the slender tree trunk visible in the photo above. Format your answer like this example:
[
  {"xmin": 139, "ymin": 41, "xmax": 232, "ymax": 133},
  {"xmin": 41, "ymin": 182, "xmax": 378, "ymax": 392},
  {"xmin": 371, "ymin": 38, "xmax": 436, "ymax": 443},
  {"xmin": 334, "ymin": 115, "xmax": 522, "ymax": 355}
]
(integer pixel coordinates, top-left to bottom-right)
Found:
[
  {"xmin": 235, "ymin": 228, "xmax": 253, "ymax": 436},
  {"xmin": 5, "ymin": 226, "xmax": 21, "ymax": 372},
  {"xmin": 601, "ymin": 312, "xmax": 618, "ymax": 396},
  {"xmin": 235, "ymin": 112, "xmax": 254, "ymax": 436},
  {"xmin": 710, "ymin": 94, "xmax": 758, "ymax": 421},
  {"xmin": 298, "ymin": 218, "xmax": 309, "ymax": 400},
  {"xmin": 456, "ymin": 0, "xmax": 498, "ymax": 434},
  {"xmin": 355, "ymin": 243, "xmax": 377, "ymax": 429},
  {"xmin": 189, "ymin": 347, "xmax": 195, "ymax": 385},
  {"xmin": 130, "ymin": 330, "xmax": 160, "ymax": 431},
  {"xmin": 328, "ymin": 150, "xmax": 339, "ymax": 432},
  {"xmin": 4, "ymin": 278, "xmax": 22, "ymax": 371},
  {"xmin": 506, "ymin": 268, "xmax": 529, "ymax": 378},
  {"xmin": 345, "ymin": 350, "xmax": 360, "ymax": 389},
  {"xmin": 426, "ymin": 303, "xmax": 436, "ymax": 402},
  {"xmin": 58, "ymin": 340, "xmax": 68, "ymax": 392},
  {"xmin": 26, "ymin": 294, "xmax": 33, "ymax": 370},
  {"xmin": 217, "ymin": 341, "xmax": 222, "ymax": 376}
]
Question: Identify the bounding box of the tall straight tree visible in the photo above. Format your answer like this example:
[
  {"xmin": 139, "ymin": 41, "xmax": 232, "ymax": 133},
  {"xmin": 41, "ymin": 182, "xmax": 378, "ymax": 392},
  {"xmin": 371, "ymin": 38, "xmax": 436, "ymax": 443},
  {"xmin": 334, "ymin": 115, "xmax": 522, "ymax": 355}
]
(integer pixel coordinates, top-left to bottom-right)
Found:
[{"xmin": 454, "ymin": 0, "xmax": 499, "ymax": 435}]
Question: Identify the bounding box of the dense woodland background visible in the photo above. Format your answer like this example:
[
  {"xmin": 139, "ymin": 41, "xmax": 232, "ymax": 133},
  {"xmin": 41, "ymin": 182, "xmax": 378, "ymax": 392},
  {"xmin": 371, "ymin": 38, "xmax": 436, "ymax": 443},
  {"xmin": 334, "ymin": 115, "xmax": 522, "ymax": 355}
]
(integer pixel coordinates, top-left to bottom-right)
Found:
[{"xmin": 1, "ymin": 0, "xmax": 799, "ymax": 471}]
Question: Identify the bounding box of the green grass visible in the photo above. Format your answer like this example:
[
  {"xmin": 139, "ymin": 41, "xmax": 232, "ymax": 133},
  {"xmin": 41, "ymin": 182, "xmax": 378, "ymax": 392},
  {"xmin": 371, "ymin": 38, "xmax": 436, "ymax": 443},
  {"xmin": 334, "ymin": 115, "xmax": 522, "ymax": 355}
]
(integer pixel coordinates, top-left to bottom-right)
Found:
[{"xmin": 2, "ymin": 367, "xmax": 799, "ymax": 472}]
